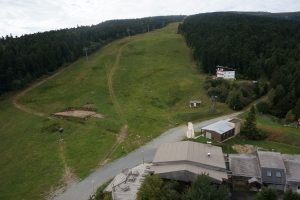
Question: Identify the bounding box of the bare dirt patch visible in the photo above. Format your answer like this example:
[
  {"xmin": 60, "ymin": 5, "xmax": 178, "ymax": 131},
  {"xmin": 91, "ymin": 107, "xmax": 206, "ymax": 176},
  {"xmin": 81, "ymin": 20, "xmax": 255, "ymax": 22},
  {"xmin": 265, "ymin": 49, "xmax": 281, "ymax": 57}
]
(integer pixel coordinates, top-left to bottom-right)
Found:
[
  {"xmin": 232, "ymin": 144, "xmax": 256, "ymax": 154},
  {"xmin": 53, "ymin": 110, "xmax": 105, "ymax": 119}
]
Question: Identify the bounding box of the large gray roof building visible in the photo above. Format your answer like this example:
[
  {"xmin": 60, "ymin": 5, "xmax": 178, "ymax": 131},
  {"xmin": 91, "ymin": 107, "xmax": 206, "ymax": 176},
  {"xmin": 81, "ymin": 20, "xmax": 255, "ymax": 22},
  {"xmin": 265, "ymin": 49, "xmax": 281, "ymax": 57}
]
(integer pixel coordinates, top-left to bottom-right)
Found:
[{"xmin": 150, "ymin": 141, "xmax": 228, "ymax": 183}]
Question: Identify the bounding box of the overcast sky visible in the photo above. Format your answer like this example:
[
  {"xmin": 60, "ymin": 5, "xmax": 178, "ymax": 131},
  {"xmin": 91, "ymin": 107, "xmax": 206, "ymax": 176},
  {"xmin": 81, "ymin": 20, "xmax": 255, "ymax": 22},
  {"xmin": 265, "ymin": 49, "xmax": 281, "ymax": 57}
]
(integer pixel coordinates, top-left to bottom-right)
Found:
[{"xmin": 0, "ymin": 0, "xmax": 299, "ymax": 37}]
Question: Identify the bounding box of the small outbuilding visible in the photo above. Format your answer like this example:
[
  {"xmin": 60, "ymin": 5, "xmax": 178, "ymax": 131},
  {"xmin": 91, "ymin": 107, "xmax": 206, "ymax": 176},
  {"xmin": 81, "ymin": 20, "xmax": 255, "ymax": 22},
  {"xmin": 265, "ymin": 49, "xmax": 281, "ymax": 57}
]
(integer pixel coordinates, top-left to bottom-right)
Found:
[
  {"xmin": 201, "ymin": 119, "xmax": 240, "ymax": 142},
  {"xmin": 189, "ymin": 100, "xmax": 202, "ymax": 108}
]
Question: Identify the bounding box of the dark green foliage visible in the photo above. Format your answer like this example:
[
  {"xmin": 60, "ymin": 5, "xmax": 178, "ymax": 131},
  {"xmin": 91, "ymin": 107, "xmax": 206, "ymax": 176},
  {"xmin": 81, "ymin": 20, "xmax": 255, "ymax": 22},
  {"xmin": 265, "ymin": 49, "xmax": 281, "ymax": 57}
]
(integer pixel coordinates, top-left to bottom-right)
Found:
[
  {"xmin": 204, "ymin": 78, "xmax": 265, "ymax": 110},
  {"xmin": 184, "ymin": 174, "xmax": 230, "ymax": 200},
  {"xmin": 137, "ymin": 175, "xmax": 230, "ymax": 200},
  {"xmin": 256, "ymin": 188, "xmax": 277, "ymax": 200},
  {"xmin": 137, "ymin": 175, "xmax": 181, "ymax": 200},
  {"xmin": 283, "ymin": 189, "xmax": 300, "ymax": 200},
  {"xmin": 179, "ymin": 12, "xmax": 300, "ymax": 119},
  {"xmin": 293, "ymin": 99, "xmax": 300, "ymax": 119},
  {"xmin": 256, "ymin": 101, "xmax": 271, "ymax": 114},
  {"xmin": 0, "ymin": 16, "xmax": 184, "ymax": 95},
  {"xmin": 226, "ymin": 90, "xmax": 243, "ymax": 110},
  {"xmin": 241, "ymin": 107, "xmax": 266, "ymax": 140}
]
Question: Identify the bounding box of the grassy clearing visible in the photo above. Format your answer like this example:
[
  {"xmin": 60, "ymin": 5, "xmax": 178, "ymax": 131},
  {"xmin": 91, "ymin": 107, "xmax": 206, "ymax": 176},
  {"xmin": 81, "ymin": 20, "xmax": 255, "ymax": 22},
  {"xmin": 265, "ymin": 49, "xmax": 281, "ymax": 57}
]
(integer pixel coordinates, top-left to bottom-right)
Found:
[
  {"xmin": 0, "ymin": 23, "xmax": 232, "ymax": 199},
  {"xmin": 224, "ymin": 113, "xmax": 300, "ymax": 154},
  {"xmin": 0, "ymin": 100, "xmax": 63, "ymax": 199}
]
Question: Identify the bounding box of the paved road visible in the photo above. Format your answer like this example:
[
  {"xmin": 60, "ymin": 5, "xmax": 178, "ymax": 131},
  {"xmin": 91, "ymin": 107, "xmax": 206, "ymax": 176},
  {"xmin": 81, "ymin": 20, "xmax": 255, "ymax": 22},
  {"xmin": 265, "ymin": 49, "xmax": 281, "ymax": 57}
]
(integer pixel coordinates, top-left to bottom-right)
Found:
[{"xmin": 53, "ymin": 112, "xmax": 241, "ymax": 200}]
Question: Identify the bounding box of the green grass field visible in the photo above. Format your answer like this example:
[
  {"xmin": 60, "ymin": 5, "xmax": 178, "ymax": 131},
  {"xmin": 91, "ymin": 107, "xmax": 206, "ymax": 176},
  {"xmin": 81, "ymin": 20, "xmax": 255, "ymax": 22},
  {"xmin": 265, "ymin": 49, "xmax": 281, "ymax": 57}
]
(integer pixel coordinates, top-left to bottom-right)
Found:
[{"xmin": 0, "ymin": 23, "xmax": 232, "ymax": 200}]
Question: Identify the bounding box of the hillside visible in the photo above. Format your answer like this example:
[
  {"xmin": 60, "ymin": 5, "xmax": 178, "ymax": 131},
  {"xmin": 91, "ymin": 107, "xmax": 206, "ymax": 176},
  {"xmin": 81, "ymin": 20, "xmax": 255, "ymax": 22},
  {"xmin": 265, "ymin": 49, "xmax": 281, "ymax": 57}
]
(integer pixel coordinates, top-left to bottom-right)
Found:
[
  {"xmin": 179, "ymin": 12, "xmax": 300, "ymax": 119},
  {"xmin": 0, "ymin": 23, "xmax": 231, "ymax": 200},
  {"xmin": 0, "ymin": 16, "xmax": 184, "ymax": 95}
]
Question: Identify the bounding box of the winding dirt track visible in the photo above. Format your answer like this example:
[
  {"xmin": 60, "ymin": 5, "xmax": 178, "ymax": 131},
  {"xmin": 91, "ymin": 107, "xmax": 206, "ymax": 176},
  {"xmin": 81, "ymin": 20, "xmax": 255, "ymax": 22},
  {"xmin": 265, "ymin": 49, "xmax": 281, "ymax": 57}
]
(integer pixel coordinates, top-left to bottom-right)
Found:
[
  {"xmin": 107, "ymin": 43, "xmax": 128, "ymax": 123},
  {"xmin": 12, "ymin": 66, "xmax": 71, "ymax": 117}
]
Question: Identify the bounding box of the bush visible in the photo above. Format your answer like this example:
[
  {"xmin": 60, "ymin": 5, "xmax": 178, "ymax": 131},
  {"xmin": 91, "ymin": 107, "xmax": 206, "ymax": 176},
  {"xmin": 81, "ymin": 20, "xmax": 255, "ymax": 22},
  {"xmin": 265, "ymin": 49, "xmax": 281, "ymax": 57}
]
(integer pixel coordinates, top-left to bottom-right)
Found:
[
  {"xmin": 256, "ymin": 187, "xmax": 277, "ymax": 200},
  {"xmin": 90, "ymin": 181, "xmax": 112, "ymax": 200},
  {"xmin": 256, "ymin": 101, "xmax": 270, "ymax": 114},
  {"xmin": 184, "ymin": 174, "xmax": 230, "ymax": 200},
  {"xmin": 226, "ymin": 90, "xmax": 244, "ymax": 110},
  {"xmin": 137, "ymin": 175, "xmax": 181, "ymax": 200},
  {"xmin": 285, "ymin": 110, "xmax": 296, "ymax": 122},
  {"xmin": 283, "ymin": 189, "xmax": 300, "ymax": 200}
]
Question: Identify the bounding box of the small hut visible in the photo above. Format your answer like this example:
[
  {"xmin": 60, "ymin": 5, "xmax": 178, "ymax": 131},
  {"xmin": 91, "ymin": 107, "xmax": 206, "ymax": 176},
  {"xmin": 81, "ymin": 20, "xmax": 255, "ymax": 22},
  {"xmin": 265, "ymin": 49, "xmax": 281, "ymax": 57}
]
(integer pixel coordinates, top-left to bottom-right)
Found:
[{"xmin": 189, "ymin": 100, "xmax": 202, "ymax": 108}]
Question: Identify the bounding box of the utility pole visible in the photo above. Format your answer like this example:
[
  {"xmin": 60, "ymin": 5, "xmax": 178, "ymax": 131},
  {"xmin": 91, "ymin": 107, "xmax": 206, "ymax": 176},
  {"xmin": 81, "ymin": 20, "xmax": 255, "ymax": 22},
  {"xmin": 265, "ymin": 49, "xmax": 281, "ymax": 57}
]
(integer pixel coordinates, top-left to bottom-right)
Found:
[
  {"xmin": 211, "ymin": 95, "xmax": 218, "ymax": 112},
  {"xmin": 83, "ymin": 47, "xmax": 88, "ymax": 61},
  {"xmin": 147, "ymin": 24, "xmax": 150, "ymax": 32}
]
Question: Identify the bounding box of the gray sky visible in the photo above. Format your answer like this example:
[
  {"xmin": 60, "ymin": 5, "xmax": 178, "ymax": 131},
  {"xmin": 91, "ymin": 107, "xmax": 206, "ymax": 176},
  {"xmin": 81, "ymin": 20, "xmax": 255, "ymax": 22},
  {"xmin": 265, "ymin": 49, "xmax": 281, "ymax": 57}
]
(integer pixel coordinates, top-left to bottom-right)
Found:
[{"xmin": 0, "ymin": 0, "xmax": 299, "ymax": 37}]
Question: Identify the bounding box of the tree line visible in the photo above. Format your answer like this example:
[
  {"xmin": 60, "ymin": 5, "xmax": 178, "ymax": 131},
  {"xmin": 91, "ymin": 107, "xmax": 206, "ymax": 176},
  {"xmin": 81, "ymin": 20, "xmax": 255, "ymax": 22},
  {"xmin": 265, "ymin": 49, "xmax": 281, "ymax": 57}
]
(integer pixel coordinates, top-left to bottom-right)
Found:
[
  {"xmin": 179, "ymin": 12, "xmax": 300, "ymax": 120},
  {"xmin": 0, "ymin": 16, "xmax": 184, "ymax": 95}
]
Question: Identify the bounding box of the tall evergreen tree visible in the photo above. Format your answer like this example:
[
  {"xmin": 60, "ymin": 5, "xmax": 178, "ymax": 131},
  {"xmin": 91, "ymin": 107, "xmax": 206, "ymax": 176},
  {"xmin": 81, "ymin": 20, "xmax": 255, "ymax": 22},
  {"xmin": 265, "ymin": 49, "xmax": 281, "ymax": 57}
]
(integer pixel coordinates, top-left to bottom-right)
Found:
[{"xmin": 242, "ymin": 106, "xmax": 265, "ymax": 140}]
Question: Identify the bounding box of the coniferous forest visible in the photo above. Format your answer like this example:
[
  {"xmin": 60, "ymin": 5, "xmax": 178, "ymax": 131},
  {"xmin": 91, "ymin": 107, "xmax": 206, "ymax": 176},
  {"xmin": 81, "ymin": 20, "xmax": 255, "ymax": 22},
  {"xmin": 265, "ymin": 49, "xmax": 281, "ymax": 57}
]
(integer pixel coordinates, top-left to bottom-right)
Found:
[
  {"xmin": 0, "ymin": 16, "xmax": 184, "ymax": 95},
  {"xmin": 179, "ymin": 13, "xmax": 300, "ymax": 119}
]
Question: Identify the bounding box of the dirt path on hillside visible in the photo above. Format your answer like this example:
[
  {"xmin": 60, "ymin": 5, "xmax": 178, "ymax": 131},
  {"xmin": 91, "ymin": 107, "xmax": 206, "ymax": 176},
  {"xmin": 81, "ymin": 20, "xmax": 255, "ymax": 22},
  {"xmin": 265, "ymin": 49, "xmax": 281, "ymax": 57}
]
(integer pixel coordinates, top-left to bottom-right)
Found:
[
  {"xmin": 12, "ymin": 66, "xmax": 71, "ymax": 117},
  {"xmin": 47, "ymin": 140, "xmax": 79, "ymax": 200},
  {"xmin": 58, "ymin": 140, "xmax": 78, "ymax": 186},
  {"xmin": 99, "ymin": 124, "xmax": 128, "ymax": 166},
  {"xmin": 107, "ymin": 44, "xmax": 128, "ymax": 123}
]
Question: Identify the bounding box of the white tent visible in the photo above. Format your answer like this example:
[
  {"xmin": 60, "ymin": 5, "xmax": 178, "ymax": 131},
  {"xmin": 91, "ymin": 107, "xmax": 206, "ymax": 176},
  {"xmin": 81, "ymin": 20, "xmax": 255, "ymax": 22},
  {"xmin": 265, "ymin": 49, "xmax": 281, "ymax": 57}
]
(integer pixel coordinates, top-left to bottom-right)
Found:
[{"xmin": 186, "ymin": 122, "xmax": 195, "ymax": 139}]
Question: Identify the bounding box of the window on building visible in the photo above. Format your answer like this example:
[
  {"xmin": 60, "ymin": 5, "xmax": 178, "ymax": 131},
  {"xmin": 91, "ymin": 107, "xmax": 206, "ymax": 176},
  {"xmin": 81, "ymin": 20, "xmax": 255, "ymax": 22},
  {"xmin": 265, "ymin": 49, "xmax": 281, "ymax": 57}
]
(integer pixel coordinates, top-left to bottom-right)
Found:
[
  {"xmin": 267, "ymin": 170, "xmax": 272, "ymax": 177},
  {"xmin": 276, "ymin": 171, "xmax": 282, "ymax": 177}
]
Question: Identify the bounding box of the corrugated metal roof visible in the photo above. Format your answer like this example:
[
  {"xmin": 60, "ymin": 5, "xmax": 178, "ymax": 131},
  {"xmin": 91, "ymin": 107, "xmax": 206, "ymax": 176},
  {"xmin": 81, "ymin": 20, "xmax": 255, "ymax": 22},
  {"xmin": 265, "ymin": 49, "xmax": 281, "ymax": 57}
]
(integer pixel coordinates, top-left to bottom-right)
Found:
[
  {"xmin": 257, "ymin": 151, "xmax": 285, "ymax": 169},
  {"xmin": 201, "ymin": 120, "xmax": 235, "ymax": 134},
  {"xmin": 150, "ymin": 163, "xmax": 227, "ymax": 182},
  {"xmin": 152, "ymin": 141, "xmax": 226, "ymax": 169},
  {"xmin": 229, "ymin": 154, "xmax": 261, "ymax": 178}
]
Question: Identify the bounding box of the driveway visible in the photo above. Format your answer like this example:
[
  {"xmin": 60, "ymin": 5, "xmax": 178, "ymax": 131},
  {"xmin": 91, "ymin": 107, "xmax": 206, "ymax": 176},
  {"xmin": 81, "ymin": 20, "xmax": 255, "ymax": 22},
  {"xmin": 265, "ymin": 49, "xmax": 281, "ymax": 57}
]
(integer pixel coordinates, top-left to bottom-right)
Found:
[{"xmin": 53, "ymin": 112, "xmax": 241, "ymax": 200}]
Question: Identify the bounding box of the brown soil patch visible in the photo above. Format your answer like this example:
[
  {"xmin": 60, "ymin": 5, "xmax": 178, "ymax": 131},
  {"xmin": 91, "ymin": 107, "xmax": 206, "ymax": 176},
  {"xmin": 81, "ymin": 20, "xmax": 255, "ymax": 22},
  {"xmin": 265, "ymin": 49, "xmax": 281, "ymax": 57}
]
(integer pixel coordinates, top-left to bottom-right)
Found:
[
  {"xmin": 53, "ymin": 110, "xmax": 105, "ymax": 119},
  {"xmin": 117, "ymin": 124, "xmax": 128, "ymax": 143},
  {"xmin": 232, "ymin": 144, "xmax": 256, "ymax": 154}
]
